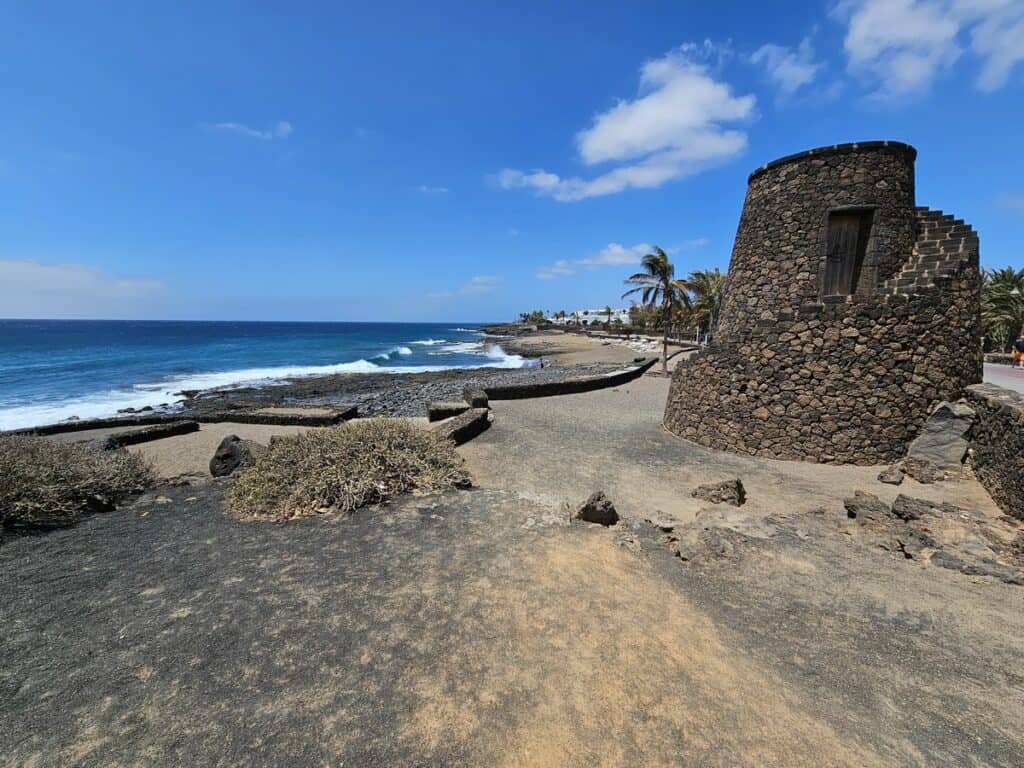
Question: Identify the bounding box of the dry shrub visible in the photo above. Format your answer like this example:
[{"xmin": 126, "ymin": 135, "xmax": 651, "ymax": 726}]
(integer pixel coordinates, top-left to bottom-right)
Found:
[
  {"xmin": 225, "ymin": 419, "xmax": 471, "ymax": 522},
  {"xmin": 0, "ymin": 435, "xmax": 156, "ymax": 529}
]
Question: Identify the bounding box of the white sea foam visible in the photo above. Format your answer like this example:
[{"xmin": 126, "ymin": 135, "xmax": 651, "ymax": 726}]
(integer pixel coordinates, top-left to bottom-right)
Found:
[
  {"xmin": 435, "ymin": 341, "xmax": 484, "ymax": 354},
  {"xmin": 410, "ymin": 338, "xmax": 447, "ymax": 345},
  {"xmin": 373, "ymin": 345, "xmax": 414, "ymax": 360},
  {"xmin": 0, "ymin": 348, "xmax": 531, "ymax": 430}
]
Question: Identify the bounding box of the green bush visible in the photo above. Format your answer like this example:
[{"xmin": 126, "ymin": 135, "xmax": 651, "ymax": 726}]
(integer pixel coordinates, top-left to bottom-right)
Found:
[
  {"xmin": 225, "ymin": 419, "xmax": 471, "ymax": 522},
  {"xmin": 0, "ymin": 436, "xmax": 156, "ymax": 529}
]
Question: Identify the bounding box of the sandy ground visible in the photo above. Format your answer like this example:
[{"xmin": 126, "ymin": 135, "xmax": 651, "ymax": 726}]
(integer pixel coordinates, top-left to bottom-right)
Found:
[
  {"xmin": 504, "ymin": 330, "xmax": 669, "ymax": 366},
  {"xmin": 128, "ymin": 418, "xmax": 432, "ymax": 481},
  {"xmin": 130, "ymin": 423, "xmax": 315, "ymax": 482},
  {"xmin": 460, "ymin": 375, "xmax": 1000, "ymax": 526}
]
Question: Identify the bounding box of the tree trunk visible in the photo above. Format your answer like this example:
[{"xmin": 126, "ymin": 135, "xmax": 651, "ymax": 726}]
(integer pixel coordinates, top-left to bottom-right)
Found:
[{"xmin": 661, "ymin": 300, "xmax": 669, "ymax": 375}]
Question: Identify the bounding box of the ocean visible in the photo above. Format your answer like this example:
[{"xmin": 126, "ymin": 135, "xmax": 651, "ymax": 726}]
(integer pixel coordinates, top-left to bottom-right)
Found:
[{"xmin": 0, "ymin": 320, "xmax": 529, "ymax": 430}]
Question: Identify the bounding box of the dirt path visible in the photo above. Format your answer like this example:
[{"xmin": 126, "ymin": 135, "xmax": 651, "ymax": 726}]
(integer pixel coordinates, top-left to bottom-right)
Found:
[
  {"xmin": 3, "ymin": 483, "xmax": 1020, "ymax": 766},
  {"xmin": 460, "ymin": 376, "xmax": 1001, "ymax": 526},
  {"xmin": 3, "ymin": 377, "xmax": 1023, "ymax": 766}
]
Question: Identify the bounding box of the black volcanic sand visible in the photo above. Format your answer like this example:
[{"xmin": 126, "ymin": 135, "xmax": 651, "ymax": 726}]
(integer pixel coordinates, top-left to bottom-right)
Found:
[
  {"xmin": 180, "ymin": 362, "xmax": 620, "ymax": 418},
  {"xmin": 2, "ymin": 481, "xmax": 1022, "ymax": 766}
]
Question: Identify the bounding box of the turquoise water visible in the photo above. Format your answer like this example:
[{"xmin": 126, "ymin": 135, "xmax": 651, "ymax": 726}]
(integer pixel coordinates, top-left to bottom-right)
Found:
[{"xmin": 0, "ymin": 320, "xmax": 528, "ymax": 429}]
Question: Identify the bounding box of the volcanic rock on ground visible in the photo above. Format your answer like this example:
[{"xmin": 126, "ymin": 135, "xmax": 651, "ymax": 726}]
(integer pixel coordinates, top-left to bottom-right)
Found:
[
  {"xmin": 210, "ymin": 435, "xmax": 265, "ymax": 477},
  {"xmin": 902, "ymin": 457, "xmax": 947, "ymax": 484},
  {"xmin": 572, "ymin": 491, "xmax": 619, "ymax": 526},
  {"xmin": 692, "ymin": 479, "xmax": 746, "ymax": 507},
  {"xmin": 878, "ymin": 466, "xmax": 905, "ymax": 485}
]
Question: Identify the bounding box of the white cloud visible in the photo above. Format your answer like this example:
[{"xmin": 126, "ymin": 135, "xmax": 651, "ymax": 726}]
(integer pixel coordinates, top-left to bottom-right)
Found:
[
  {"xmin": 965, "ymin": 0, "xmax": 1024, "ymax": 91},
  {"xmin": 497, "ymin": 43, "xmax": 755, "ymax": 202},
  {"xmin": 418, "ymin": 184, "xmax": 449, "ymax": 194},
  {"xmin": 460, "ymin": 275, "xmax": 502, "ymax": 294},
  {"xmin": 836, "ymin": 0, "xmax": 1024, "ymax": 97},
  {"xmin": 209, "ymin": 120, "xmax": 293, "ymax": 140},
  {"xmin": 997, "ymin": 193, "xmax": 1024, "ymax": 215},
  {"xmin": 536, "ymin": 259, "xmax": 580, "ymax": 281},
  {"xmin": 0, "ymin": 259, "xmax": 164, "ymax": 319},
  {"xmin": 536, "ymin": 239, "xmax": 708, "ymax": 279},
  {"xmin": 428, "ymin": 275, "xmax": 503, "ymax": 300},
  {"xmin": 751, "ymin": 38, "xmax": 822, "ymax": 98}
]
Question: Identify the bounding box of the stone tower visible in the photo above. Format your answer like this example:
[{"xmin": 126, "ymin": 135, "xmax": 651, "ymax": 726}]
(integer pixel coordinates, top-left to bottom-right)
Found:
[{"xmin": 664, "ymin": 141, "xmax": 981, "ymax": 464}]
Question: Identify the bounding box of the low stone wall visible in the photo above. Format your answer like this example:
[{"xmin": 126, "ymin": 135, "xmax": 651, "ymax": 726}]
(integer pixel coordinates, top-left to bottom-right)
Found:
[
  {"xmin": 964, "ymin": 383, "xmax": 1024, "ymax": 521},
  {"xmin": 99, "ymin": 421, "xmax": 200, "ymax": 449},
  {"xmin": 984, "ymin": 353, "xmax": 1016, "ymax": 366},
  {"xmin": 431, "ymin": 408, "xmax": 491, "ymax": 446},
  {"xmin": 4, "ymin": 405, "xmax": 358, "ymax": 438},
  {"xmin": 483, "ymin": 357, "xmax": 657, "ymax": 400}
]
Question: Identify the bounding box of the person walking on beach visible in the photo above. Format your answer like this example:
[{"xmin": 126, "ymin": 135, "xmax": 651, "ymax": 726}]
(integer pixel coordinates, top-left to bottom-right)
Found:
[{"xmin": 1014, "ymin": 332, "xmax": 1024, "ymax": 369}]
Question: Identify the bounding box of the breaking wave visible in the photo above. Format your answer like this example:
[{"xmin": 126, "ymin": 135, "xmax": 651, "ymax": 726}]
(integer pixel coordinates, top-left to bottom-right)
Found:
[{"xmin": 0, "ymin": 344, "xmax": 531, "ymax": 431}]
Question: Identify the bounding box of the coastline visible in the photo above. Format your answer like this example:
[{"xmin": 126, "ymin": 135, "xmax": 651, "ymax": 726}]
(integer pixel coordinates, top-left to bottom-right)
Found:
[
  {"xmin": 0, "ymin": 320, "xmax": 520, "ymax": 431},
  {"xmin": 3, "ymin": 329, "xmax": 654, "ymax": 432}
]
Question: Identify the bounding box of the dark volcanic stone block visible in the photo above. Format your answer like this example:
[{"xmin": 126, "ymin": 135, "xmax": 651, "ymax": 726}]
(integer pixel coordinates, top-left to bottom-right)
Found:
[
  {"xmin": 431, "ymin": 408, "xmax": 491, "ymax": 446},
  {"xmin": 463, "ymin": 388, "xmax": 490, "ymax": 408},
  {"xmin": 427, "ymin": 401, "xmax": 471, "ymax": 423}
]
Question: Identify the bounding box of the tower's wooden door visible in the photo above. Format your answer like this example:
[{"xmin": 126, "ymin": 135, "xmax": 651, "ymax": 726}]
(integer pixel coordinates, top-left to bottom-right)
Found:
[{"xmin": 824, "ymin": 211, "xmax": 872, "ymax": 296}]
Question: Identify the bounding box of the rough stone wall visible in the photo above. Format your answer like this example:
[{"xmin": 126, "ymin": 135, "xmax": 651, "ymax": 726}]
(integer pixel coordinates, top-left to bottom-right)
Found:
[
  {"xmin": 964, "ymin": 384, "xmax": 1024, "ymax": 521},
  {"xmin": 664, "ymin": 142, "xmax": 982, "ymax": 464}
]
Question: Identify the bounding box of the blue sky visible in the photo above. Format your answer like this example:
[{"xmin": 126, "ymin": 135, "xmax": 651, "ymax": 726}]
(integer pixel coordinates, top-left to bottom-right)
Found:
[{"xmin": 1, "ymin": 0, "xmax": 1022, "ymax": 322}]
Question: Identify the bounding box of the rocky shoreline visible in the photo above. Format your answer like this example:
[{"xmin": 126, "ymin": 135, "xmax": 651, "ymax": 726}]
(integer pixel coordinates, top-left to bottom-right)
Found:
[
  {"xmin": 4, "ymin": 327, "xmax": 643, "ymax": 433},
  {"xmin": 177, "ymin": 361, "xmax": 623, "ymax": 419}
]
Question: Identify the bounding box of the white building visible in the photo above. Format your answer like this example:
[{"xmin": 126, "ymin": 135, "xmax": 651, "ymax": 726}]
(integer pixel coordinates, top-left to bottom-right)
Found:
[{"xmin": 547, "ymin": 308, "xmax": 631, "ymax": 326}]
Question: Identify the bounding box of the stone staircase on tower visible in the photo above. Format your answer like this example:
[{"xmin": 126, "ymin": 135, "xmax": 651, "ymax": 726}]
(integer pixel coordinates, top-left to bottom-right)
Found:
[{"xmin": 881, "ymin": 207, "xmax": 978, "ymax": 296}]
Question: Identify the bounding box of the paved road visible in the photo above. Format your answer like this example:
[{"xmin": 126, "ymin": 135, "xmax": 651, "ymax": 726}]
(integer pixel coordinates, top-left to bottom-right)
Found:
[{"xmin": 984, "ymin": 362, "xmax": 1024, "ymax": 395}]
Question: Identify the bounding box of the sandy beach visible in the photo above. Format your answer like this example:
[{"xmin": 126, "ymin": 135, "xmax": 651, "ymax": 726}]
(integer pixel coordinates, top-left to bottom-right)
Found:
[{"xmin": 496, "ymin": 329, "xmax": 657, "ymax": 365}]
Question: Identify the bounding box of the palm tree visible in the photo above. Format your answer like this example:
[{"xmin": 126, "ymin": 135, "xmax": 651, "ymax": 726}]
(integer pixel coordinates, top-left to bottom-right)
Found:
[
  {"xmin": 603, "ymin": 305, "xmax": 613, "ymax": 327},
  {"xmin": 982, "ymin": 267, "xmax": 1024, "ymax": 351},
  {"xmin": 622, "ymin": 246, "xmax": 690, "ymax": 374},
  {"xmin": 678, "ymin": 268, "xmax": 726, "ymax": 342}
]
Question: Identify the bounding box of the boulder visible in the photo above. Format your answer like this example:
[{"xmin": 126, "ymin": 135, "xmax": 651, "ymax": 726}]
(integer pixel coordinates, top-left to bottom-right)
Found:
[
  {"xmin": 210, "ymin": 435, "xmax": 265, "ymax": 477},
  {"xmin": 572, "ymin": 491, "xmax": 619, "ymax": 526},
  {"xmin": 890, "ymin": 494, "xmax": 935, "ymax": 521},
  {"xmin": 691, "ymin": 479, "xmax": 746, "ymax": 507},
  {"xmin": 427, "ymin": 401, "xmax": 471, "ymax": 423},
  {"xmin": 843, "ymin": 490, "xmax": 888, "ymax": 520},
  {"xmin": 877, "ymin": 466, "xmax": 905, "ymax": 485},
  {"xmin": 906, "ymin": 400, "xmax": 975, "ymax": 471}
]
